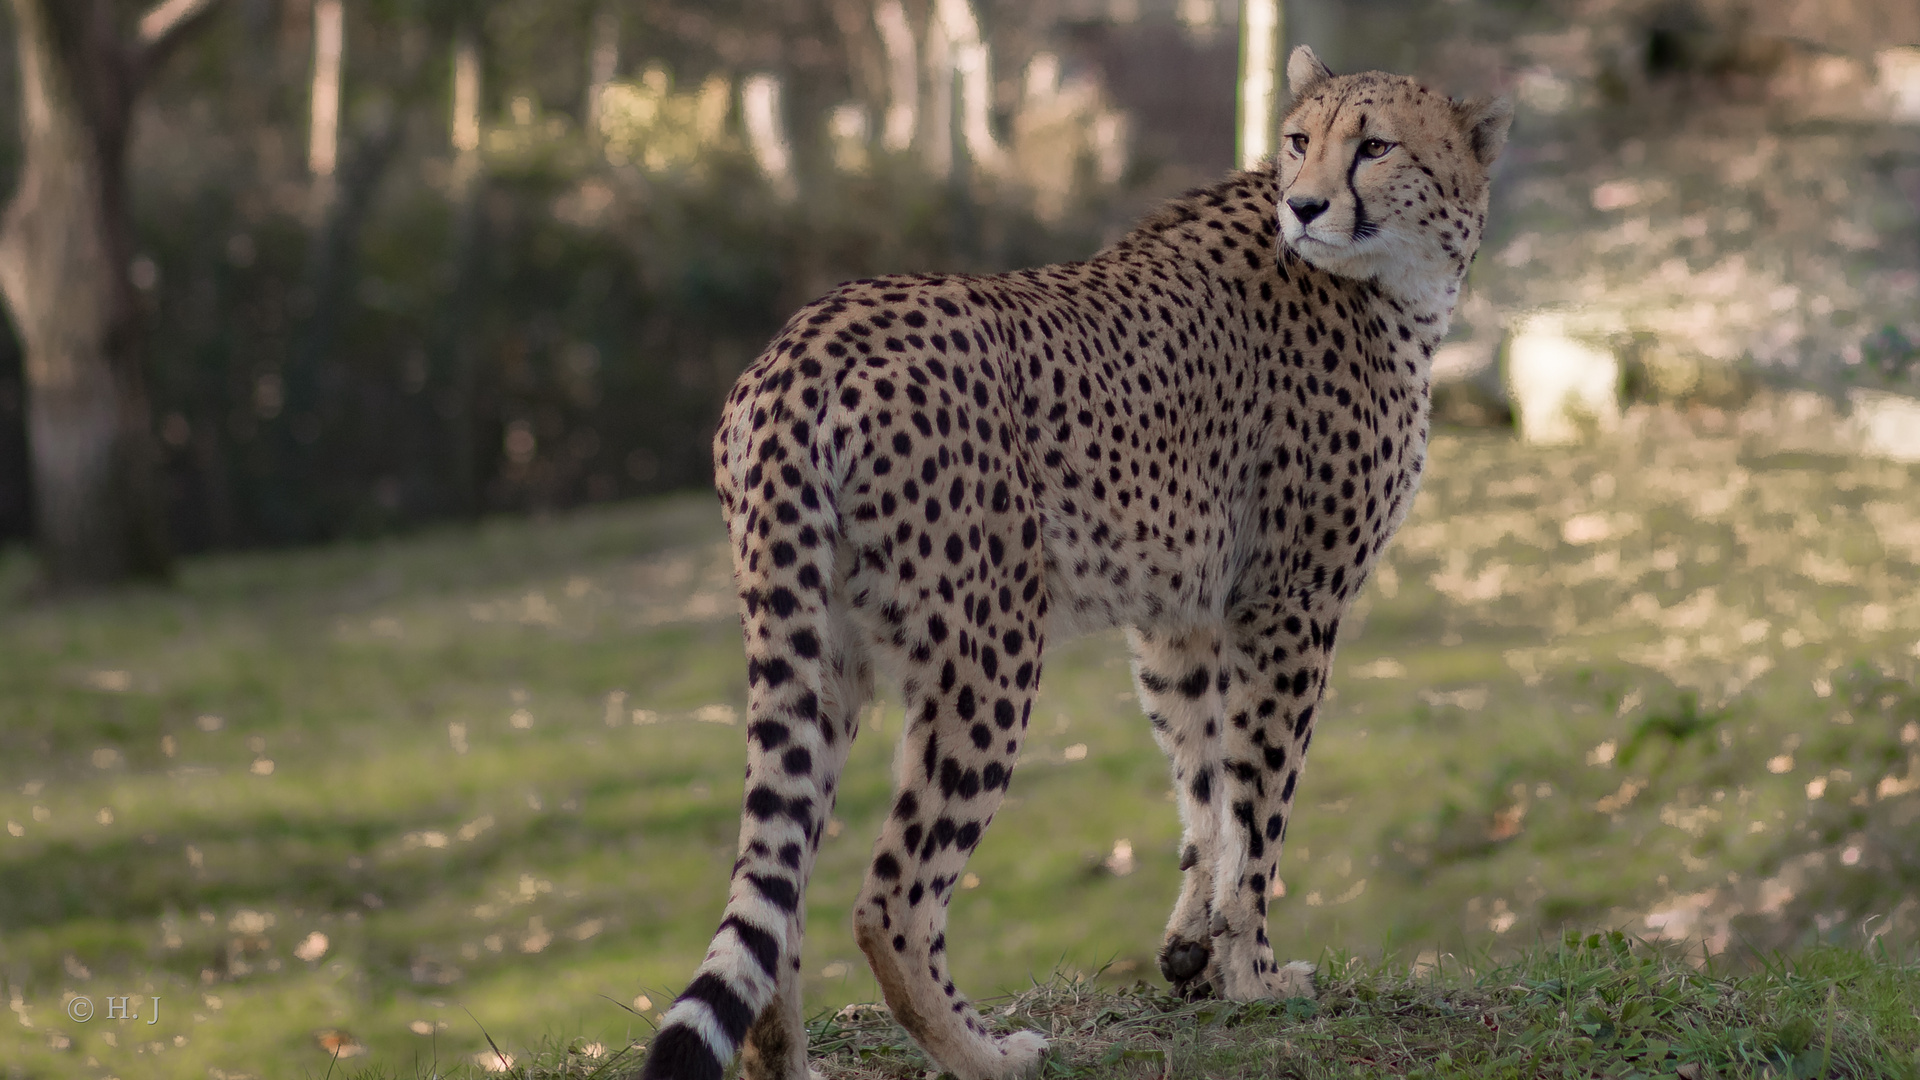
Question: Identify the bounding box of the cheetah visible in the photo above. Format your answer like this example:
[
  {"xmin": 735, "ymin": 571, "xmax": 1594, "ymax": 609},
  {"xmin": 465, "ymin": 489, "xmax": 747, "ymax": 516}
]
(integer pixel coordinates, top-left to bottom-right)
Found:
[{"xmin": 640, "ymin": 47, "xmax": 1512, "ymax": 1080}]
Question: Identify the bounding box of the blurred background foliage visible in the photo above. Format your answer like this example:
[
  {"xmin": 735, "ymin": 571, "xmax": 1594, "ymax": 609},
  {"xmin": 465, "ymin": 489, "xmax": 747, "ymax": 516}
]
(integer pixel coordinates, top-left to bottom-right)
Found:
[
  {"xmin": 0, "ymin": 0, "xmax": 1150, "ymax": 555},
  {"xmin": 0, "ymin": 0, "xmax": 1915, "ymax": 557}
]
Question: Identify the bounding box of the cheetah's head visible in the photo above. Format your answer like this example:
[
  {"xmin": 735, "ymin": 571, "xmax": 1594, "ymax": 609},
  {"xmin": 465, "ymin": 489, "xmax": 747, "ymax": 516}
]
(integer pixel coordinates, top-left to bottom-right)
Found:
[{"xmin": 1276, "ymin": 47, "xmax": 1511, "ymax": 312}]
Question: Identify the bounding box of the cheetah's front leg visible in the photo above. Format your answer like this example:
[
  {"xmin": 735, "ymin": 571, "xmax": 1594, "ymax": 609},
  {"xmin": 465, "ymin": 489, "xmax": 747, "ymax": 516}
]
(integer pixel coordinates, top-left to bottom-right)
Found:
[
  {"xmin": 1129, "ymin": 628, "xmax": 1229, "ymax": 998},
  {"xmin": 1202, "ymin": 599, "xmax": 1336, "ymax": 1001}
]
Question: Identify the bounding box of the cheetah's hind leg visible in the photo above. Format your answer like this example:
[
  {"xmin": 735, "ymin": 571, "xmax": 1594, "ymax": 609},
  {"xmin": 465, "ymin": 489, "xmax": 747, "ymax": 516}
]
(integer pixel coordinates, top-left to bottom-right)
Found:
[{"xmin": 843, "ymin": 498, "xmax": 1051, "ymax": 1079}]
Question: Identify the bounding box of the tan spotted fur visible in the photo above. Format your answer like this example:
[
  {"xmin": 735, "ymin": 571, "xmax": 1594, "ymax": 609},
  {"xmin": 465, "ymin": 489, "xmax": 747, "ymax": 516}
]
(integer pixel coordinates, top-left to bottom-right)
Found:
[{"xmin": 640, "ymin": 47, "xmax": 1511, "ymax": 1080}]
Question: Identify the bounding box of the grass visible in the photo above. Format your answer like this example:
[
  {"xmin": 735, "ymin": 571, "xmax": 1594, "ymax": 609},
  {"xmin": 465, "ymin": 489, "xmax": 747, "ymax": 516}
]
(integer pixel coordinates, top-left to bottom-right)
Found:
[
  {"xmin": 368, "ymin": 938, "xmax": 1920, "ymax": 1078},
  {"xmin": 785, "ymin": 936, "xmax": 1920, "ymax": 1080},
  {"xmin": 2, "ymin": 412, "xmax": 1918, "ymax": 1078}
]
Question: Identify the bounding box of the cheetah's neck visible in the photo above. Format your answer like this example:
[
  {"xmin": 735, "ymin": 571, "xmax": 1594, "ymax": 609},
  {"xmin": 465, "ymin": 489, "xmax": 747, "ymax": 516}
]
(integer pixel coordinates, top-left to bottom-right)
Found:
[
  {"xmin": 1280, "ymin": 225, "xmax": 1469, "ymax": 349},
  {"xmin": 1363, "ymin": 251, "xmax": 1469, "ymax": 347}
]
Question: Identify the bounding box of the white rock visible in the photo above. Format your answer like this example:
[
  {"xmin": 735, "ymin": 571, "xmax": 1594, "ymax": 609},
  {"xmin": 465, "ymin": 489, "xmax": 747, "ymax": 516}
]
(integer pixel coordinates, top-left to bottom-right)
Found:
[
  {"xmin": 1878, "ymin": 47, "xmax": 1920, "ymax": 122},
  {"xmin": 1503, "ymin": 313, "xmax": 1621, "ymax": 445},
  {"xmin": 1848, "ymin": 388, "xmax": 1920, "ymax": 463}
]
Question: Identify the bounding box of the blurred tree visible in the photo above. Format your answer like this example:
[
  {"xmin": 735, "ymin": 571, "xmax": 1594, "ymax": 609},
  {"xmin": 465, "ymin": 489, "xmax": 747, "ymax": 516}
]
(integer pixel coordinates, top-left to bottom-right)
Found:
[
  {"xmin": 440, "ymin": 14, "xmax": 486, "ymax": 516},
  {"xmin": 0, "ymin": 0, "xmax": 1138, "ymax": 555},
  {"xmin": 0, "ymin": 308, "xmax": 25, "ymax": 542},
  {"xmin": 1235, "ymin": 0, "xmax": 1280, "ymax": 168},
  {"xmin": 0, "ymin": 0, "xmax": 223, "ymax": 587}
]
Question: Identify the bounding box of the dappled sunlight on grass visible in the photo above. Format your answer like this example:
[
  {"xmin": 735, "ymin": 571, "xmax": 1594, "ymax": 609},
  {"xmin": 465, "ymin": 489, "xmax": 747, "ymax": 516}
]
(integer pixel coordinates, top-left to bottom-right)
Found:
[
  {"xmin": 804, "ymin": 939, "xmax": 1920, "ymax": 1079},
  {"xmin": 1, "ymin": 420, "xmax": 1917, "ymax": 1076},
  {"xmin": 1305, "ymin": 415, "xmax": 1920, "ymax": 968}
]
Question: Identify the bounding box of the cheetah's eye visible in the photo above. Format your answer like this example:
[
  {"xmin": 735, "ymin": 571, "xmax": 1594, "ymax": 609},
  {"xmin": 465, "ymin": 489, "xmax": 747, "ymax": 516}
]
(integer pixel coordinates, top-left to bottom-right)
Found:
[
  {"xmin": 1357, "ymin": 138, "xmax": 1394, "ymax": 160},
  {"xmin": 1286, "ymin": 133, "xmax": 1309, "ymax": 154}
]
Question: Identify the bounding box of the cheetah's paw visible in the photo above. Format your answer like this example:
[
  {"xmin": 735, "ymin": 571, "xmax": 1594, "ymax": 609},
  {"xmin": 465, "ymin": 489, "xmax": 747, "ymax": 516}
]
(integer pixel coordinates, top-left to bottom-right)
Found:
[
  {"xmin": 983, "ymin": 1030, "xmax": 1048, "ymax": 1079},
  {"xmin": 1158, "ymin": 937, "xmax": 1215, "ymax": 999},
  {"xmin": 1267, "ymin": 959, "xmax": 1316, "ymax": 1000}
]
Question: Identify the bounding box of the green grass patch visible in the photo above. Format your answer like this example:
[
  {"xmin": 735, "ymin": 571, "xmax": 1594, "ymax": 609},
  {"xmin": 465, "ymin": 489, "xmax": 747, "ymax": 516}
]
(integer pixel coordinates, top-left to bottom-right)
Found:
[
  {"xmin": 776, "ymin": 937, "xmax": 1920, "ymax": 1080},
  {"xmin": 2, "ymin": 421, "xmax": 1918, "ymax": 1078}
]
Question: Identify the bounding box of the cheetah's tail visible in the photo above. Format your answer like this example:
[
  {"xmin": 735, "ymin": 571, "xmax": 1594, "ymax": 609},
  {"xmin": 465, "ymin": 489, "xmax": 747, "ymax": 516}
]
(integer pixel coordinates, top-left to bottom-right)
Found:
[{"xmin": 639, "ymin": 398, "xmax": 854, "ymax": 1080}]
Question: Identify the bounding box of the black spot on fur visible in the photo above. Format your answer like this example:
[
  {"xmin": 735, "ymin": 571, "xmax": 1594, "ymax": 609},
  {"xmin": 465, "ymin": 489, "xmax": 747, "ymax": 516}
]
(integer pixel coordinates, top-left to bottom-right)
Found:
[{"xmin": 1177, "ymin": 667, "xmax": 1211, "ymax": 699}]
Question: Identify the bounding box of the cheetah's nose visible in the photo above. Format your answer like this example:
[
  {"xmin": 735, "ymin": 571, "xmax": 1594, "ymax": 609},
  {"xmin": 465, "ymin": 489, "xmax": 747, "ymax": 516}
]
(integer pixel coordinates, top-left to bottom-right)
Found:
[{"xmin": 1286, "ymin": 196, "xmax": 1330, "ymax": 225}]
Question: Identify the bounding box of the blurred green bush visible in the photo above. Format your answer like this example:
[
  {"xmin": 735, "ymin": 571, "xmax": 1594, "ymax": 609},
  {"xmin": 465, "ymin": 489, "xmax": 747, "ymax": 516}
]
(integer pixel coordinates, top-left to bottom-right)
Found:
[
  {"xmin": 0, "ymin": 1, "xmax": 1132, "ymax": 553},
  {"xmin": 133, "ymin": 134, "xmax": 1108, "ymax": 549}
]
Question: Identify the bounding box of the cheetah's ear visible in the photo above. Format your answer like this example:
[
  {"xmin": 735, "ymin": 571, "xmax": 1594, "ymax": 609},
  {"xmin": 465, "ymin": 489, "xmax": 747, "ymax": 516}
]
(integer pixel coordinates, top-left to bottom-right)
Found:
[
  {"xmin": 1452, "ymin": 95, "xmax": 1513, "ymax": 166},
  {"xmin": 1287, "ymin": 45, "xmax": 1334, "ymax": 99}
]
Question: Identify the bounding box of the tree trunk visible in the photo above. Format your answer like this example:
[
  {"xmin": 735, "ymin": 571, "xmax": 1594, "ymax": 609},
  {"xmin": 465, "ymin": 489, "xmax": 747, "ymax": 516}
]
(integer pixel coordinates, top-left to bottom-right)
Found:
[
  {"xmin": 1236, "ymin": 0, "xmax": 1281, "ymax": 168},
  {"xmin": 0, "ymin": 308, "xmax": 29, "ymax": 544},
  {"xmin": 443, "ymin": 25, "xmax": 486, "ymax": 518},
  {"xmin": 0, "ymin": 0, "xmax": 174, "ymax": 587}
]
